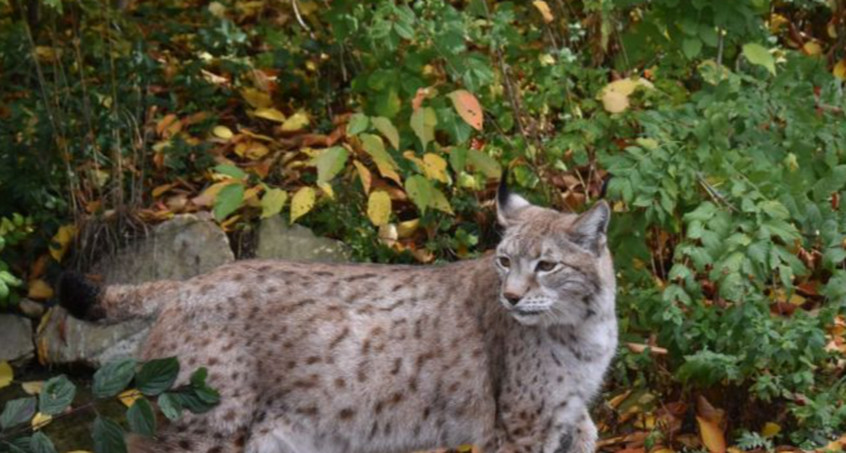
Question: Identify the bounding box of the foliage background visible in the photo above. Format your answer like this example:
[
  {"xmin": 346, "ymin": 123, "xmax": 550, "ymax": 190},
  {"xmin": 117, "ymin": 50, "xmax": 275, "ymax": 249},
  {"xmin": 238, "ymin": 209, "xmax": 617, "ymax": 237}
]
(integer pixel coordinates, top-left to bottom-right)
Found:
[{"xmin": 1, "ymin": 0, "xmax": 846, "ymax": 451}]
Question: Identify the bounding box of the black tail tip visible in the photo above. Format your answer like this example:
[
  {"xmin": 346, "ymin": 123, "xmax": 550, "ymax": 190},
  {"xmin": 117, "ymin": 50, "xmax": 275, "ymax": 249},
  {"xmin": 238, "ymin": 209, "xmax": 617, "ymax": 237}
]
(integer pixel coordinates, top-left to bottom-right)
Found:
[{"xmin": 58, "ymin": 272, "xmax": 104, "ymax": 321}]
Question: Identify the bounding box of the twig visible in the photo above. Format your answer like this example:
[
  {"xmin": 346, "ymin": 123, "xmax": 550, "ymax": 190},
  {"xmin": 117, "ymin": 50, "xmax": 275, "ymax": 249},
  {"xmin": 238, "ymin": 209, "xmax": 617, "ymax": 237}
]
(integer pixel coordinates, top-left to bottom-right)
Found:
[
  {"xmin": 291, "ymin": 0, "xmax": 315, "ymax": 39},
  {"xmin": 697, "ymin": 173, "xmax": 737, "ymax": 212}
]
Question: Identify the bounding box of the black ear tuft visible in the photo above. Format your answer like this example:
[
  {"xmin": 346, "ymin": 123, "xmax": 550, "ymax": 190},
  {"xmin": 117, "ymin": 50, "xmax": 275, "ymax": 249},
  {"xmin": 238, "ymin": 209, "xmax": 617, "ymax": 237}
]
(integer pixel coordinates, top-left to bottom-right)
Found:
[
  {"xmin": 58, "ymin": 272, "xmax": 104, "ymax": 321},
  {"xmin": 496, "ymin": 170, "xmax": 531, "ymax": 227}
]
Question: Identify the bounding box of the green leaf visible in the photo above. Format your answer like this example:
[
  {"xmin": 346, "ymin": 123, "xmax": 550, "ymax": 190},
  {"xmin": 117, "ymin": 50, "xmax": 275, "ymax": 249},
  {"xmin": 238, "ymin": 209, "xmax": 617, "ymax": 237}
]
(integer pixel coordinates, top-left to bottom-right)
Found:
[
  {"xmin": 213, "ymin": 164, "xmax": 246, "ymax": 180},
  {"xmin": 449, "ymin": 147, "xmax": 467, "ymax": 174},
  {"xmin": 126, "ymin": 398, "xmax": 156, "ymax": 437},
  {"xmin": 700, "ymin": 25, "xmax": 719, "ymax": 47},
  {"xmin": 157, "ymin": 392, "xmax": 182, "ymax": 421},
  {"xmin": 371, "ymin": 117, "xmax": 400, "ymax": 150},
  {"xmin": 93, "ymin": 416, "xmax": 127, "ymax": 453},
  {"xmin": 93, "ymin": 358, "xmax": 137, "ymax": 399},
  {"xmin": 361, "ymin": 133, "xmax": 399, "ymax": 169},
  {"xmin": 213, "ymin": 183, "xmax": 245, "ymax": 221},
  {"xmin": 30, "ymin": 431, "xmax": 57, "ymax": 453},
  {"xmin": 374, "ymin": 87, "xmax": 401, "ymax": 118},
  {"xmin": 39, "ymin": 375, "xmax": 76, "ymax": 416},
  {"xmin": 135, "ymin": 357, "xmax": 179, "ymax": 396},
  {"xmin": 405, "ymin": 175, "xmax": 433, "ymax": 213},
  {"xmin": 466, "ymin": 149, "xmax": 501, "ymax": 178},
  {"xmin": 260, "ymin": 188, "xmax": 288, "ymax": 219},
  {"xmin": 0, "ymin": 397, "xmax": 36, "ymax": 430},
  {"xmin": 410, "ymin": 107, "xmax": 437, "ymax": 151},
  {"xmin": 312, "ymin": 146, "xmax": 349, "ymax": 184},
  {"xmin": 346, "ymin": 113, "xmax": 369, "ymax": 136},
  {"xmin": 742, "ymin": 43, "xmax": 776, "ymax": 75},
  {"xmin": 682, "ymin": 37, "xmax": 702, "ymax": 59}
]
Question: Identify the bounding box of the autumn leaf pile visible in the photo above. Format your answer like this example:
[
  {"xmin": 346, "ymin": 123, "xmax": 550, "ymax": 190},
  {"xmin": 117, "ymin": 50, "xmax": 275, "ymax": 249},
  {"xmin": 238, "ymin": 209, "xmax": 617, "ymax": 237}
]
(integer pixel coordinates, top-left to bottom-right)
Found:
[{"xmin": 1, "ymin": 0, "xmax": 846, "ymax": 451}]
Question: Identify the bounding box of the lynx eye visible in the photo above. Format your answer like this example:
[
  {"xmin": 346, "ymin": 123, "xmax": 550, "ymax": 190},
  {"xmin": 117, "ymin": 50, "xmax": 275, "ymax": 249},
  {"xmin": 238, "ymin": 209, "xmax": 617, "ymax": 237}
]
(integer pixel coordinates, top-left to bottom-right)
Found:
[
  {"xmin": 498, "ymin": 256, "xmax": 511, "ymax": 268},
  {"xmin": 535, "ymin": 261, "xmax": 557, "ymax": 272}
]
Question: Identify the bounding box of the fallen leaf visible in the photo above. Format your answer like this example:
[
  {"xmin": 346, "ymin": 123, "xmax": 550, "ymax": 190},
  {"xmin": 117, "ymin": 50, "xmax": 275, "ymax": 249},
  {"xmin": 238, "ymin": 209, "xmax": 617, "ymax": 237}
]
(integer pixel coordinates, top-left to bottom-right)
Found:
[
  {"xmin": 290, "ymin": 187, "xmax": 316, "ymax": 223},
  {"xmin": 802, "ymin": 41, "xmax": 822, "ymax": 56},
  {"xmin": 156, "ymin": 114, "xmax": 181, "ymax": 138},
  {"xmin": 696, "ymin": 416, "xmax": 725, "ymax": 453},
  {"xmin": 260, "ymin": 188, "xmax": 288, "ymax": 219},
  {"xmin": 31, "ymin": 412, "xmax": 52, "ymax": 430},
  {"xmin": 49, "ymin": 224, "xmax": 77, "ymax": 262},
  {"xmin": 353, "ymin": 160, "xmax": 372, "ymax": 194},
  {"xmin": 397, "ymin": 219, "xmax": 419, "ymax": 238},
  {"xmin": 532, "ymin": 1, "xmax": 554, "ymax": 23},
  {"xmin": 367, "ymin": 191, "xmax": 392, "ymax": 227},
  {"xmin": 241, "ymin": 88, "xmax": 272, "ymax": 109},
  {"xmin": 834, "ymin": 60, "xmax": 846, "ymax": 80},
  {"xmin": 28, "ymin": 280, "xmax": 53, "ymax": 300},
  {"xmin": 761, "ymin": 422, "xmax": 781, "ymax": 438},
  {"xmin": 118, "ymin": 389, "xmax": 142, "ymax": 408},
  {"xmin": 212, "ymin": 125, "xmax": 234, "ymax": 139},
  {"xmin": 254, "ymin": 107, "xmax": 287, "ymax": 123},
  {"xmin": 281, "ymin": 111, "xmax": 310, "ymax": 132},
  {"xmin": 448, "ymin": 90, "xmax": 484, "ymax": 131},
  {"xmin": 0, "ymin": 361, "xmax": 12, "ymax": 389},
  {"xmin": 21, "ymin": 381, "xmax": 44, "ymax": 395}
]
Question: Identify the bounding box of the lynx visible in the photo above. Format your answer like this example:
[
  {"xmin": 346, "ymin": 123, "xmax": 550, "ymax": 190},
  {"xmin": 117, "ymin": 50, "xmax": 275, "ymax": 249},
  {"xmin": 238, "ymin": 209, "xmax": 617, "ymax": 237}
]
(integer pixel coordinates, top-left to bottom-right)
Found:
[{"xmin": 59, "ymin": 180, "xmax": 618, "ymax": 453}]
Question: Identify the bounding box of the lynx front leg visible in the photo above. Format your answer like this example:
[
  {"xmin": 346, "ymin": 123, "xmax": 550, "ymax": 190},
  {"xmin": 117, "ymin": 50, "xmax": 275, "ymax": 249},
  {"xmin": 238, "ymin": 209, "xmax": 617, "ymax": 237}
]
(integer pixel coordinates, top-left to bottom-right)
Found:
[{"xmin": 567, "ymin": 410, "xmax": 597, "ymax": 453}]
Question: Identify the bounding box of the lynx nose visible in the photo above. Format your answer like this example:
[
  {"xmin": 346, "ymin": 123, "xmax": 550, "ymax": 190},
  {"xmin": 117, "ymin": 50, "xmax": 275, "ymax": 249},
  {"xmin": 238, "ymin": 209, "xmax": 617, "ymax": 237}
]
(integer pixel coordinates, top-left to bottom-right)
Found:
[{"xmin": 503, "ymin": 292, "xmax": 521, "ymax": 306}]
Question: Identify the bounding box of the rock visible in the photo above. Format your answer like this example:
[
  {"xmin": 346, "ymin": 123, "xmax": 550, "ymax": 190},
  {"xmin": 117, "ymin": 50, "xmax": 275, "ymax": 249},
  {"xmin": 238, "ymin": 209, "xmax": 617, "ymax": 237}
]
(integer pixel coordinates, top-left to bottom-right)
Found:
[
  {"xmin": 255, "ymin": 216, "xmax": 351, "ymax": 263},
  {"xmin": 38, "ymin": 214, "xmax": 235, "ymax": 366},
  {"xmin": 17, "ymin": 298, "xmax": 45, "ymax": 318},
  {"xmin": 0, "ymin": 314, "xmax": 33, "ymax": 362}
]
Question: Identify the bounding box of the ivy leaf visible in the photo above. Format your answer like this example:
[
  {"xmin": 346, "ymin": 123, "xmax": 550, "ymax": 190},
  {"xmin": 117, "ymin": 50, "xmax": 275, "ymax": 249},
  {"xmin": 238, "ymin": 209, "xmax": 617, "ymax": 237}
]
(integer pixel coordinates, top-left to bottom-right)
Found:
[
  {"xmin": 367, "ymin": 191, "xmax": 392, "ymax": 227},
  {"xmin": 260, "ymin": 188, "xmax": 288, "ymax": 219},
  {"xmin": 290, "ymin": 187, "xmax": 316, "ymax": 224},
  {"xmin": 371, "ymin": 117, "xmax": 400, "ymax": 150},
  {"xmin": 447, "ymin": 90, "xmax": 484, "ymax": 131},
  {"xmin": 213, "ymin": 183, "xmax": 245, "ymax": 221},
  {"xmin": 127, "ymin": 398, "xmax": 156, "ymax": 437},
  {"xmin": 93, "ymin": 416, "xmax": 127, "ymax": 453},
  {"xmin": 410, "ymin": 107, "xmax": 437, "ymax": 151},
  {"xmin": 135, "ymin": 357, "xmax": 179, "ymax": 396},
  {"xmin": 405, "ymin": 175, "xmax": 433, "ymax": 213},
  {"xmin": 157, "ymin": 392, "xmax": 182, "ymax": 421},
  {"xmin": 346, "ymin": 113, "xmax": 369, "ymax": 136},
  {"xmin": 93, "ymin": 358, "xmax": 137, "ymax": 399},
  {"xmin": 0, "ymin": 397, "xmax": 37, "ymax": 430},
  {"xmin": 312, "ymin": 146, "xmax": 349, "ymax": 184},
  {"xmin": 38, "ymin": 375, "xmax": 76, "ymax": 416},
  {"xmin": 29, "ymin": 431, "xmax": 57, "ymax": 453},
  {"xmin": 742, "ymin": 43, "xmax": 776, "ymax": 75}
]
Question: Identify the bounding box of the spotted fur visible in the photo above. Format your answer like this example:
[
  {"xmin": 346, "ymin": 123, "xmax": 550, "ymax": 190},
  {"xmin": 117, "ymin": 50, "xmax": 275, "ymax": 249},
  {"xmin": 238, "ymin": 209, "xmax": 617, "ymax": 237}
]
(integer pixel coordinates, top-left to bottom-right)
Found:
[{"xmin": 60, "ymin": 182, "xmax": 617, "ymax": 453}]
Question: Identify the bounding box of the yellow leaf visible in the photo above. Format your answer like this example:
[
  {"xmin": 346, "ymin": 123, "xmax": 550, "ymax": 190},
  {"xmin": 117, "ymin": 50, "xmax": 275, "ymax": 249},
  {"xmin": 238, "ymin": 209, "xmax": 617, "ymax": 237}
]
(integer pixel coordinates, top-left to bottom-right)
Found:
[
  {"xmin": 317, "ymin": 181, "xmax": 335, "ymax": 199},
  {"xmin": 49, "ymin": 224, "xmax": 77, "ymax": 262},
  {"xmin": 601, "ymin": 91, "xmax": 629, "ymax": 113},
  {"xmin": 253, "ymin": 107, "xmax": 287, "ymax": 123},
  {"xmin": 32, "ymin": 412, "xmax": 52, "ymax": 430},
  {"xmin": 761, "ymin": 422, "xmax": 781, "ymax": 438},
  {"xmin": 532, "ymin": 0, "xmax": 554, "ymax": 23},
  {"xmin": 152, "ymin": 183, "xmax": 175, "ymax": 198},
  {"xmin": 192, "ymin": 181, "xmax": 232, "ymax": 207},
  {"xmin": 397, "ymin": 219, "xmax": 419, "ymax": 238},
  {"xmin": 281, "ymin": 111, "xmax": 310, "ymax": 132},
  {"xmin": 28, "ymin": 279, "xmax": 53, "ymax": 300},
  {"xmin": 448, "ymin": 90, "xmax": 484, "ymax": 131},
  {"xmin": 423, "ymin": 153, "xmax": 449, "ymax": 184},
  {"xmin": 834, "ymin": 60, "xmax": 846, "ymax": 81},
  {"xmin": 696, "ymin": 416, "xmax": 726, "ymax": 453},
  {"xmin": 0, "ymin": 361, "xmax": 12, "ymax": 389},
  {"xmin": 378, "ymin": 223, "xmax": 398, "ymax": 246},
  {"xmin": 802, "ymin": 41, "xmax": 822, "ymax": 56},
  {"xmin": 118, "ymin": 389, "xmax": 142, "ymax": 408},
  {"xmin": 212, "ymin": 125, "xmax": 233, "ymax": 139},
  {"xmin": 241, "ymin": 88, "xmax": 272, "ymax": 109},
  {"xmin": 367, "ymin": 191, "xmax": 392, "ymax": 226},
  {"xmin": 290, "ymin": 187, "xmax": 316, "ymax": 223},
  {"xmin": 353, "ymin": 160, "xmax": 372, "ymax": 194},
  {"xmin": 21, "ymin": 381, "xmax": 43, "ymax": 395},
  {"xmin": 260, "ymin": 188, "xmax": 288, "ymax": 219},
  {"xmin": 403, "ymin": 151, "xmax": 426, "ymax": 171}
]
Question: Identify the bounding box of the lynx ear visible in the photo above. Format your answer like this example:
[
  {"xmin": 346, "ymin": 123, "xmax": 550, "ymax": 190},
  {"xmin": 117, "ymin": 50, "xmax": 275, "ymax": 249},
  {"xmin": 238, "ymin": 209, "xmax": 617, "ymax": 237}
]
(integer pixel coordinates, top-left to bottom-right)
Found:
[
  {"xmin": 497, "ymin": 173, "xmax": 531, "ymax": 227},
  {"xmin": 568, "ymin": 201, "xmax": 611, "ymax": 254}
]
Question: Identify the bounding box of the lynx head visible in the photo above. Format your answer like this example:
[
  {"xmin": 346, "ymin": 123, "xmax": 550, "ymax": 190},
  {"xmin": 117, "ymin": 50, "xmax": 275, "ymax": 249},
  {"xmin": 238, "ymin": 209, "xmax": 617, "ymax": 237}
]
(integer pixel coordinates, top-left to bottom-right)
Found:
[{"xmin": 495, "ymin": 177, "xmax": 612, "ymax": 327}]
